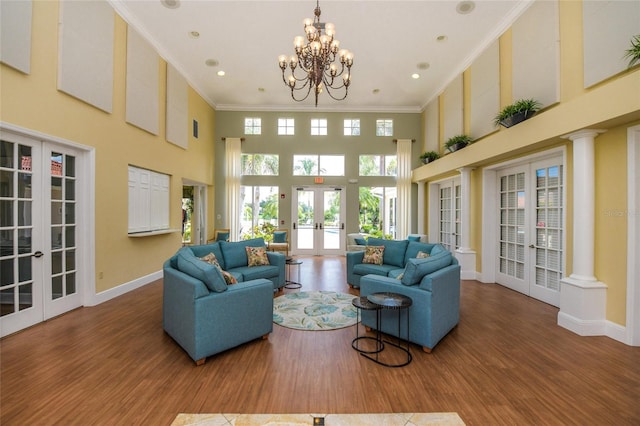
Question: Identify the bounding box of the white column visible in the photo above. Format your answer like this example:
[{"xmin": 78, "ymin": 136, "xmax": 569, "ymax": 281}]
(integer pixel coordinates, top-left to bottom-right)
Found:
[
  {"xmin": 559, "ymin": 129, "xmax": 607, "ymax": 336},
  {"xmin": 417, "ymin": 181, "xmax": 425, "ymax": 236},
  {"xmin": 455, "ymin": 167, "xmax": 476, "ymax": 280}
]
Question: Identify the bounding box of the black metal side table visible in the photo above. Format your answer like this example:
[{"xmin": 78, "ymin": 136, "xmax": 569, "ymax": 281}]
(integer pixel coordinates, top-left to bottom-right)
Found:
[
  {"xmin": 365, "ymin": 292, "xmax": 413, "ymax": 367},
  {"xmin": 284, "ymin": 257, "xmax": 302, "ymax": 289},
  {"xmin": 351, "ymin": 296, "xmax": 384, "ymax": 354}
]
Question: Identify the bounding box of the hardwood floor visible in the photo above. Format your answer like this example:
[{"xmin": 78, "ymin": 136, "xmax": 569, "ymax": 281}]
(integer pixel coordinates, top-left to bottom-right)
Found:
[{"xmin": 1, "ymin": 256, "xmax": 639, "ymax": 425}]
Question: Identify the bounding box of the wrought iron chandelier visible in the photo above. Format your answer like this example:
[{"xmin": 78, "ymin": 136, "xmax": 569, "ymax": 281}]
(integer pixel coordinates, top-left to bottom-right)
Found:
[{"xmin": 278, "ymin": 0, "xmax": 353, "ymax": 106}]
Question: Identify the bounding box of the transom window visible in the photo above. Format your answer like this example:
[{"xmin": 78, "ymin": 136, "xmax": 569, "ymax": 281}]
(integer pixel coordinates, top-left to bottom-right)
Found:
[
  {"xmin": 358, "ymin": 155, "xmax": 397, "ymax": 176},
  {"xmin": 241, "ymin": 154, "xmax": 279, "ymax": 175},
  {"xmin": 278, "ymin": 118, "xmax": 295, "ymax": 135},
  {"xmin": 343, "ymin": 119, "xmax": 360, "ymax": 136},
  {"xmin": 376, "ymin": 119, "xmax": 393, "ymax": 136},
  {"xmin": 310, "ymin": 119, "xmax": 327, "ymax": 136},
  {"xmin": 244, "ymin": 117, "xmax": 262, "ymax": 135},
  {"xmin": 293, "ymin": 155, "xmax": 344, "ymax": 176}
]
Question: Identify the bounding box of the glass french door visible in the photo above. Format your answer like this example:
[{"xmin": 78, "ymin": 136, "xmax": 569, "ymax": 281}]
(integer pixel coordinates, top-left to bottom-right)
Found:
[
  {"xmin": 496, "ymin": 158, "xmax": 564, "ymax": 307},
  {"xmin": 438, "ymin": 178, "xmax": 461, "ymax": 252},
  {"xmin": 292, "ymin": 186, "xmax": 345, "ymax": 255},
  {"xmin": 1, "ymin": 134, "xmax": 82, "ymax": 337}
]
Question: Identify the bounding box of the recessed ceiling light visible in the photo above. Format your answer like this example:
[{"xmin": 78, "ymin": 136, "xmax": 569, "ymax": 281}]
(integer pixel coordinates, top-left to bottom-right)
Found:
[
  {"xmin": 189, "ymin": 31, "xmax": 200, "ymax": 39},
  {"xmin": 417, "ymin": 62, "xmax": 430, "ymax": 70},
  {"xmin": 372, "ymin": 89, "xmax": 380, "ymax": 94},
  {"xmin": 456, "ymin": 1, "xmax": 475, "ymax": 15},
  {"xmin": 412, "ymin": 73, "xmax": 420, "ymax": 79},
  {"xmin": 205, "ymin": 59, "xmax": 219, "ymax": 67},
  {"xmin": 161, "ymin": 0, "xmax": 180, "ymax": 10},
  {"xmin": 436, "ymin": 35, "xmax": 447, "ymax": 42},
  {"xmin": 217, "ymin": 70, "xmax": 225, "ymax": 77}
]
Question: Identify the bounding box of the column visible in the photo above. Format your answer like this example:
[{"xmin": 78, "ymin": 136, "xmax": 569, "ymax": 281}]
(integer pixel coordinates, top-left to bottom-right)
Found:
[
  {"xmin": 455, "ymin": 167, "xmax": 476, "ymax": 280},
  {"xmin": 559, "ymin": 129, "xmax": 607, "ymax": 336},
  {"xmin": 417, "ymin": 181, "xmax": 425, "ymax": 236}
]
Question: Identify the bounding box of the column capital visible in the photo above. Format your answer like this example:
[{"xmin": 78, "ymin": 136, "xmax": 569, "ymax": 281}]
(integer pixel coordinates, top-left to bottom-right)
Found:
[
  {"xmin": 561, "ymin": 129, "xmax": 606, "ymax": 141},
  {"xmin": 456, "ymin": 166, "xmax": 475, "ymax": 174}
]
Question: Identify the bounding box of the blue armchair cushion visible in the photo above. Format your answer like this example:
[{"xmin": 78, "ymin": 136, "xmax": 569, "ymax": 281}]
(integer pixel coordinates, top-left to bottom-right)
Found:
[
  {"xmin": 401, "ymin": 250, "xmax": 453, "ymax": 286},
  {"xmin": 216, "ymin": 231, "xmax": 230, "ymax": 241},
  {"xmin": 407, "ymin": 235, "xmax": 421, "ymax": 242},
  {"xmin": 177, "ymin": 249, "xmax": 227, "ymax": 293},
  {"xmin": 273, "ymin": 231, "xmax": 287, "ymax": 243},
  {"xmin": 220, "ymin": 238, "xmax": 265, "ymax": 270},
  {"xmin": 354, "ymin": 237, "xmax": 367, "ymax": 246},
  {"xmin": 367, "ymin": 237, "xmax": 409, "ymax": 268},
  {"xmin": 404, "ymin": 241, "xmax": 435, "ymax": 263}
]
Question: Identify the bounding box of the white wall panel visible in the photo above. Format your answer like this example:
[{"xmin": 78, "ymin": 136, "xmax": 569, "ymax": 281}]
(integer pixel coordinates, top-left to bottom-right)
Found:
[
  {"xmin": 166, "ymin": 64, "xmax": 188, "ymax": 149},
  {"xmin": 0, "ymin": 0, "xmax": 32, "ymax": 74},
  {"xmin": 442, "ymin": 75, "xmax": 463, "ymax": 142},
  {"xmin": 470, "ymin": 41, "xmax": 500, "ymax": 138},
  {"xmin": 126, "ymin": 26, "xmax": 159, "ymax": 135}
]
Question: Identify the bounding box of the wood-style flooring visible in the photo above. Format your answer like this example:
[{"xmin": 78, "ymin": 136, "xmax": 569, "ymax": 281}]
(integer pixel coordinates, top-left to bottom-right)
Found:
[{"xmin": 1, "ymin": 256, "xmax": 639, "ymax": 425}]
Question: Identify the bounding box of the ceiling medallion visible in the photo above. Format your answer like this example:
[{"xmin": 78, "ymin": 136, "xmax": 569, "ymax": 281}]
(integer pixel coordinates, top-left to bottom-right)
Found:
[{"xmin": 278, "ymin": 0, "xmax": 353, "ymax": 107}]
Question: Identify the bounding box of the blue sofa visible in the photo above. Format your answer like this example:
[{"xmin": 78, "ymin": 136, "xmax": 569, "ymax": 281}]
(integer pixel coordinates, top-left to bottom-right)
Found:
[{"xmin": 163, "ymin": 238, "xmax": 285, "ymax": 365}]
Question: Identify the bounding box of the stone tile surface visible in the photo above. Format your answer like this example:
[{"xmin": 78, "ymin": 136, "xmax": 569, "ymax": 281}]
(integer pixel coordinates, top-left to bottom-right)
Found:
[{"xmin": 172, "ymin": 413, "xmax": 465, "ymax": 425}]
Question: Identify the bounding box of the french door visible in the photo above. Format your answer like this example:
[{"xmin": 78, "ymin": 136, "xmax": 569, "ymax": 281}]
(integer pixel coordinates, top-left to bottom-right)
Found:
[
  {"xmin": 291, "ymin": 186, "xmax": 345, "ymax": 255},
  {"xmin": 496, "ymin": 157, "xmax": 564, "ymax": 307},
  {"xmin": 438, "ymin": 178, "xmax": 461, "ymax": 252},
  {"xmin": 1, "ymin": 133, "xmax": 83, "ymax": 336}
]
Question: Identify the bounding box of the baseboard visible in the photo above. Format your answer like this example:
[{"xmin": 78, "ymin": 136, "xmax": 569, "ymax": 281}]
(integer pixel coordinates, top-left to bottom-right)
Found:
[
  {"xmin": 558, "ymin": 311, "xmax": 630, "ymax": 345},
  {"xmin": 86, "ymin": 270, "xmax": 162, "ymax": 306}
]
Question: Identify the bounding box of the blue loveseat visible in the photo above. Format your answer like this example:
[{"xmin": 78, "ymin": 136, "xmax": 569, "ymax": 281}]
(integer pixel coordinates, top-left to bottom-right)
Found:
[
  {"xmin": 162, "ymin": 238, "xmax": 285, "ymax": 365},
  {"xmin": 347, "ymin": 238, "xmax": 461, "ymax": 352}
]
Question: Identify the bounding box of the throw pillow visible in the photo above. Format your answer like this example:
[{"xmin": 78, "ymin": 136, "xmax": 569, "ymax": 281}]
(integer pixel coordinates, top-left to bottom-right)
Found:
[
  {"xmin": 362, "ymin": 245, "xmax": 384, "ymax": 265},
  {"xmin": 407, "ymin": 235, "xmax": 421, "ymax": 242},
  {"xmin": 354, "ymin": 237, "xmax": 367, "ymax": 246},
  {"xmin": 246, "ymin": 246, "xmax": 270, "ymax": 267},
  {"xmin": 216, "ymin": 231, "xmax": 230, "ymax": 241},
  {"xmin": 177, "ymin": 250, "xmax": 227, "ymax": 293},
  {"xmin": 200, "ymin": 252, "xmax": 238, "ymax": 285},
  {"xmin": 273, "ymin": 231, "xmax": 287, "ymax": 243},
  {"xmin": 417, "ymin": 251, "xmax": 430, "ymax": 258}
]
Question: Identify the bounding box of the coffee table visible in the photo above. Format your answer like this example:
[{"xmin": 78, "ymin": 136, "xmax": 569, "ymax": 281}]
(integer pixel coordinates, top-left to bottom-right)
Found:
[{"xmin": 364, "ymin": 292, "xmax": 413, "ymax": 367}]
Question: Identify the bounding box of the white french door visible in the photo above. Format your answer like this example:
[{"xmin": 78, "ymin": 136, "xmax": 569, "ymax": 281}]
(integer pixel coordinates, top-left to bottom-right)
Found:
[
  {"xmin": 291, "ymin": 186, "xmax": 345, "ymax": 255},
  {"xmin": 438, "ymin": 178, "xmax": 461, "ymax": 252},
  {"xmin": 496, "ymin": 158, "xmax": 564, "ymax": 307},
  {"xmin": 1, "ymin": 132, "xmax": 84, "ymax": 336}
]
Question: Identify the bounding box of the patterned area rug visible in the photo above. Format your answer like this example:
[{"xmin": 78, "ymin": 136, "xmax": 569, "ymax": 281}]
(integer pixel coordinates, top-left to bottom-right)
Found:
[{"xmin": 273, "ymin": 291, "xmax": 358, "ymax": 331}]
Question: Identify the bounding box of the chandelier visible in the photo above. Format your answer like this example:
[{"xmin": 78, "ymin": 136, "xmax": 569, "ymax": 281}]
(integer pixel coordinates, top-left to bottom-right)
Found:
[{"xmin": 278, "ymin": 0, "xmax": 353, "ymax": 106}]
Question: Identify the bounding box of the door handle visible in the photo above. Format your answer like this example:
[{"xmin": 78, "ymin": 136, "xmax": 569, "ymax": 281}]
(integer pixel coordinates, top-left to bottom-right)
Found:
[
  {"xmin": 319, "ymin": 223, "xmax": 323, "ymax": 229},
  {"xmin": 341, "ymin": 223, "xmax": 344, "ymax": 230},
  {"xmin": 315, "ymin": 223, "xmax": 318, "ymax": 229},
  {"xmin": 529, "ymin": 244, "xmax": 535, "ymax": 248},
  {"xmin": 293, "ymin": 223, "xmax": 296, "ymax": 230},
  {"xmin": 32, "ymin": 251, "xmax": 44, "ymax": 258}
]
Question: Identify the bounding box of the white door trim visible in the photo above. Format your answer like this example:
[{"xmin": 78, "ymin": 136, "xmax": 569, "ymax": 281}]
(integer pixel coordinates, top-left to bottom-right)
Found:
[{"xmin": 627, "ymin": 125, "xmax": 640, "ymax": 346}]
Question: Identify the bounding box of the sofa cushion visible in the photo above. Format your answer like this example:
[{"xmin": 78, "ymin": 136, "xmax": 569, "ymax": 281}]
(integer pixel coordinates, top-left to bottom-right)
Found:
[
  {"xmin": 353, "ymin": 263, "xmax": 398, "ymax": 277},
  {"xmin": 190, "ymin": 242, "xmax": 226, "ymax": 269},
  {"xmin": 177, "ymin": 249, "xmax": 227, "ymax": 293},
  {"xmin": 430, "ymin": 244, "xmax": 447, "ymax": 256},
  {"xmin": 388, "ymin": 268, "xmax": 405, "ymax": 279},
  {"xmin": 220, "ymin": 238, "xmax": 265, "ymax": 270},
  {"xmin": 232, "ymin": 265, "xmax": 280, "ymax": 282},
  {"xmin": 367, "ymin": 237, "xmax": 409, "ymax": 268},
  {"xmin": 404, "ymin": 241, "xmax": 435, "ymax": 264},
  {"xmin": 401, "ymin": 251, "xmax": 453, "ymax": 286},
  {"xmin": 273, "ymin": 231, "xmax": 287, "ymax": 243},
  {"xmin": 246, "ymin": 246, "xmax": 270, "ymax": 267},
  {"xmin": 363, "ymin": 245, "xmax": 385, "ymax": 265}
]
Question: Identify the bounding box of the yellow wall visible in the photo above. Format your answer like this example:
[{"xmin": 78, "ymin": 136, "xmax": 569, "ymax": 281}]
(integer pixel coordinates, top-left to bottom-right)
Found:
[{"xmin": 1, "ymin": 1, "xmax": 216, "ymax": 293}]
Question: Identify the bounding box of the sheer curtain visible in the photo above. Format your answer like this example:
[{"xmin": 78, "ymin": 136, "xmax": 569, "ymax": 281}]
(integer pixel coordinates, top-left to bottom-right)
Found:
[
  {"xmin": 225, "ymin": 137, "xmax": 242, "ymax": 241},
  {"xmin": 396, "ymin": 139, "xmax": 413, "ymax": 239}
]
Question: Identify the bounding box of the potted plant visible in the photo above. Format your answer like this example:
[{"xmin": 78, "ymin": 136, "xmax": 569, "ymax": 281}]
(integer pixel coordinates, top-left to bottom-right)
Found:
[
  {"xmin": 494, "ymin": 98, "xmax": 542, "ymax": 128},
  {"xmin": 444, "ymin": 134, "xmax": 473, "ymax": 153},
  {"xmin": 624, "ymin": 34, "xmax": 640, "ymax": 68},
  {"xmin": 419, "ymin": 151, "xmax": 440, "ymax": 164}
]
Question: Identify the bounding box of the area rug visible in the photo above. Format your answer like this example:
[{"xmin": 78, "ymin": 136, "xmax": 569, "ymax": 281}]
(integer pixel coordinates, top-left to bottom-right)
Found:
[
  {"xmin": 172, "ymin": 413, "xmax": 466, "ymax": 425},
  {"xmin": 273, "ymin": 291, "xmax": 358, "ymax": 331}
]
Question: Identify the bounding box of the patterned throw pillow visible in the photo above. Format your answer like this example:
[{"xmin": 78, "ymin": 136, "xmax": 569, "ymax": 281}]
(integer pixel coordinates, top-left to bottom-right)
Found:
[
  {"xmin": 200, "ymin": 252, "xmax": 237, "ymax": 285},
  {"xmin": 417, "ymin": 251, "xmax": 430, "ymax": 259},
  {"xmin": 362, "ymin": 245, "xmax": 385, "ymax": 265},
  {"xmin": 246, "ymin": 246, "xmax": 270, "ymax": 267}
]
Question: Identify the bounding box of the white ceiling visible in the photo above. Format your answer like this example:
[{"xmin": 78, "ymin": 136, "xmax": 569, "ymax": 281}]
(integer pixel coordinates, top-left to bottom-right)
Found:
[{"xmin": 110, "ymin": 0, "xmax": 532, "ymax": 112}]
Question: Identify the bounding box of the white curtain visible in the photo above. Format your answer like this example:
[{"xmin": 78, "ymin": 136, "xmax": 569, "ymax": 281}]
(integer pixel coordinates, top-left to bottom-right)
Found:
[
  {"xmin": 396, "ymin": 139, "xmax": 413, "ymax": 239},
  {"xmin": 225, "ymin": 137, "xmax": 242, "ymax": 241}
]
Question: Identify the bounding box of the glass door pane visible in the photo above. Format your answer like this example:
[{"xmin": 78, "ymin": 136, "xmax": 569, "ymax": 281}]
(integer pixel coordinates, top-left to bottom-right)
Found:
[
  {"xmin": 322, "ymin": 189, "xmax": 340, "ymax": 250},
  {"xmin": 296, "ymin": 189, "xmax": 314, "ymax": 250}
]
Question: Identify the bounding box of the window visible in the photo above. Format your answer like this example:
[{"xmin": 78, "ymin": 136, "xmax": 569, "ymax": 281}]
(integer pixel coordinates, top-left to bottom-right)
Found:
[
  {"xmin": 343, "ymin": 119, "xmax": 360, "ymax": 136},
  {"xmin": 359, "ymin": 186, "xmax": 396, "ymax": 239},
  {"xmin": 240, "ymin": 186, "xmax": 279, "ymax": 239},
  {"xmin": 241, "ymin": 154, "xmax": 279, "ymax": 175},
  {"xmin": 244, "ymin": 117, "xmax": 261, "ymax": 135},
  {"xmin": 358, "ymin": 155, "xmax": 397, "ymax": 176},
  {"xmin": 293, "ymin": 155, "xmax": 345, "ymax": 176},
  {"xmin": 376, "ymin": 119, "xmax": 393, "ymax": 136},
  {"xmin": 278, "ymin": 118, "xmax": 295, "ymax": 135},
  {"xmin": 128, "ymin": 166, "xmax": 169, "ymax": 233},
  {"xmin": 310, "ymin": 118, "xmax": 327, "ymax": 136}
]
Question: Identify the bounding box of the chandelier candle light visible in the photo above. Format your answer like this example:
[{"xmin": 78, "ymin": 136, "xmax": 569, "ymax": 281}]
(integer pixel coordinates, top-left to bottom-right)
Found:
[{"xmin": 278, "ymin": 0, "xmax": 353, "ymax": 106}]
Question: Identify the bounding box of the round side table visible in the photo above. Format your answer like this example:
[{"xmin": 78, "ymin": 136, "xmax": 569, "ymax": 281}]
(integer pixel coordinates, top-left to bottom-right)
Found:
[
  {"xmin": 351, "ymin": 296, "xmax": 384, "ymax": 354},
  {"xmin": 365, "ymin": 292, "xmax": 413, "ymax": 367}
]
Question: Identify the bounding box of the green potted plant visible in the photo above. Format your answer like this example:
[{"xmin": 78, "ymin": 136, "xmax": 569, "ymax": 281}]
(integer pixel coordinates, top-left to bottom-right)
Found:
[
  {"xmin": 494, "ymin": 98, "xmax": 542, "ymax": 128},
  {"xmin": 419, "ymin": 150, "xmax": 440, "ymax": 164},
  {"xmin": 624, "ymin": 34, "xmax": 640, "ymax": 68},
  {"xmin": 444, "ymin": 135, "xmax": 473, "ymax": 153}
]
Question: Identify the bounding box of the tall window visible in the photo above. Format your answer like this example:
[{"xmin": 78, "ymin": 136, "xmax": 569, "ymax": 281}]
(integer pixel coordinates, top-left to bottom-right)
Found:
[
  {"xmin": 310, "ymin": 118, "xmax": 327, "ymax": 136},
  {"xmin": 293, "ymin": 155, "xmax": 344, "ymax": 176},
  {"xmin": 343, "ymin": 119, "xmax": 360, "ymax": 136},
  {"xmin": 358, "ymin": 155, "xmax": 397, "ymax": 176},
  {"xmin": 438, "ymin": 180, "xmax": 461, "ymax": 251},
  {"xmin": 239, "ymin": 186, "xmax": 278, "ymax": 239},
  {"xmin": 278, "ymin": 118, "xmax": 295, "ymax": 135},
  {"xmin": 376, "ymin": 119, "xmax": 393, "ymax": 136},
  {"xmin": 244, "ymin": 117, "xmax": 261, "ymax": 135},
  {"xmin": 241, "ymin": 154, "xmax": 279, "ymax": 175},
  {"xmin": 359, "ymin": 186, "xmax": 396, "ymax": 238}
]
